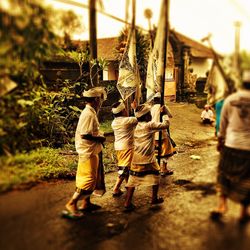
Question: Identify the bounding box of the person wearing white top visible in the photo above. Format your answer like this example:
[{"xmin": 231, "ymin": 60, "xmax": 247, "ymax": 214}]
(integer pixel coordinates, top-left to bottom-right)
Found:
[
  {"xmin": 151, "ymin": 93, "xmax": 176, "ymax": 176},
  {"xmin": 111, "ymin": 101, "xmax": 138, "ymax": 197},
  {"xmin": 201, "ymin": 104, "xmax": 215, "ymax": 124},
  {"xmin": 211, "ymin": 70, "xmax": 250, "ymax": 222},
  {"xmin": 124, "ymin": 104, "xmax": 169, "ymax": 211},
  {"xmin": 64, "ymin": 87, "xmax": 106, "ymax": 219}
]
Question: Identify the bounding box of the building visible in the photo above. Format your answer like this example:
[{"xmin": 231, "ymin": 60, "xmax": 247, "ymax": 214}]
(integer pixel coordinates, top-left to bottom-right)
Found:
[{"xmin": 96, "ymin": 30, "xmax": 214, "ymax": 101}]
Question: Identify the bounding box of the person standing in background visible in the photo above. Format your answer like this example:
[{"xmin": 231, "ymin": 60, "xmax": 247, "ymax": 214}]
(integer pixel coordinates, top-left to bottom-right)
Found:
[{"xmin": 211, "ymin": 70, "xmax": 250, "ymax": 223}]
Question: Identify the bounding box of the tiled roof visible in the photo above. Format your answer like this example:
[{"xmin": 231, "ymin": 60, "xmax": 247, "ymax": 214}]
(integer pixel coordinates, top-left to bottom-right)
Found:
[
  {"xmin": 97, "ymin": 37, "xmax": 119, "ymax": 60},
  {"xmin": 73, "ymin": 30, "xmax": 214, "ymax": 61},
  {"xmin": 72, "ymin": 37, "xmax": 119, "ymax": 61}
]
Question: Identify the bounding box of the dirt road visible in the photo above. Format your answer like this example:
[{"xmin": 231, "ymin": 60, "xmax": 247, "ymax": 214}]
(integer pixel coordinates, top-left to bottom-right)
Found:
[{"xmin": 1, "ymin": 103, "xmax": 250, "ymax": 250}]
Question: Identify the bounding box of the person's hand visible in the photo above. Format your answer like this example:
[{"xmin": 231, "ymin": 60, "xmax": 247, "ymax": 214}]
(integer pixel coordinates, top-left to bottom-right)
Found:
[
  {"xmin": 160, "ymin": 105, "xmax": 167, "ymax": 114},
  {"xmin": 217, "ymin": 137, "xmax": 224, "ymax": 152},
  {"xmin": 131, "ymin": 100, "xmax": 137, "ymax": 109}
]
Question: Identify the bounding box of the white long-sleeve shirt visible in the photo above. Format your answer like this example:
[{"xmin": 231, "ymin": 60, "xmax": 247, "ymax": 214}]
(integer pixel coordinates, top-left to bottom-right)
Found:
[
  {"xmin": 151, "ymin": 104, "xmax": 170, "ymax": 140},
  {"xmin": 132, "ymin": 120, "xmax": 169, "ymax": 164},
  {"xmin": 111, "ymin": 117, "xmax": 138, "ymax": 150},
  {"xmin": 219, "ymin": 89, "xmax": 250, "ymax": 151}
]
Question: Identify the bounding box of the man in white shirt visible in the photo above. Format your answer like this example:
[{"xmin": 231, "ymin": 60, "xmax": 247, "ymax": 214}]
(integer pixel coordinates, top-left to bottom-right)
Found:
[
  {"xmin": 124, "ymin": 104, "xmax": 169, "ymax": 211},
  {"xmin": 211, "ymin": 70, "xmax": 250, "ymax": 223},
  {"xmin": 151, "ymin": 92, "xmax": 176, "ymax": 176},
  {"xmin": 201, "ymin": 104, "xmax": 215, "ymax": 124},
  {"xmin": 63, "ymin": 87, "xmax": 106, "ymax": 219},
  {"xmin": 111, "ymin": 101, "xmax": 138, "ymax": 197}
]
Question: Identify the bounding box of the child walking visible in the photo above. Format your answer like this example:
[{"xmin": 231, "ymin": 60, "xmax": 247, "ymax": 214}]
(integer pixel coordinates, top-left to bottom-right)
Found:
[
  {"xmin": 151, "ymin": 93, "xmax": 176, "ymax": 176},
  {"xmin": 111, "ymin": 101, "xmax": 138, "ymax": 197},
  {"xmin": 124, "ymin": 104, "xmax": 169, "ymax": 211}
]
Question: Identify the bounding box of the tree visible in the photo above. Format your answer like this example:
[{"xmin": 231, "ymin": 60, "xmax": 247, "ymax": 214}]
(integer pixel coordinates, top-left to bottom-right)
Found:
[
  {"xmin": 240, "ymin": 50, "xmax": 250, "ymax": 70},
  {"xmin": 52, "ymin": 10, "xmax": 84, "ymax": 50},
  {"xmin": 0, "ymin": 0, "xmax": 59, "ymax": 87}
]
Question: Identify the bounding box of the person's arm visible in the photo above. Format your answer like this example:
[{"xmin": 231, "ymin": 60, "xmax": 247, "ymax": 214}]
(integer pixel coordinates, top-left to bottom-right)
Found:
[
  {"xmin": 149, "ymin": 120, "xmax": 169, "ymax": 131},
  {"xmin": 81, "ymin": 134, "xmax": 106, "ymax": 143},
  {"xmin": 217, "ymin": 100, "xmax": 229, "ymax": 151}
]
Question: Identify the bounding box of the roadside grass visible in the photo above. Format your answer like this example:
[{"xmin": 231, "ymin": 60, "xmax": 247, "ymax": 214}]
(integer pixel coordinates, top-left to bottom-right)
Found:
[
  {"xmin": 0, "ymin": 147, "xmax": 78, "ymax": 193},
  {"xmin": 0, "ymin": 120, "xmax": 116, "ymax": 193}
]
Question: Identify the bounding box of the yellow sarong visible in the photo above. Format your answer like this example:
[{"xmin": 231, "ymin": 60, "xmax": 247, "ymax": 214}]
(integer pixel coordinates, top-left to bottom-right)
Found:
[
  {"xmin": 76, "ymin": 154, "xmax": 99, "ymax": 191},
  {"xmin": 155, "ymin": 138, "xmax": 176, "ymax": 158},
  {"xmin": 116, "ymin": 148, "xmax": 133, "ymax": 167}
]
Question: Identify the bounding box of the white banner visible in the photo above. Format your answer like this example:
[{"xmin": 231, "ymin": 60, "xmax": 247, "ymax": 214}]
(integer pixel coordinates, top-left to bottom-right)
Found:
[{"xmin": 117, "ymin": 28, "xmax": 141, "ymax": 101}]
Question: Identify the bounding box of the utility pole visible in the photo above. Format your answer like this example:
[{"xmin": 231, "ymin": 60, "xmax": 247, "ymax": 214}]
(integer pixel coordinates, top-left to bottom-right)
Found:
[
  {"xmin": 158, "ymin": 0, "xmax": 170, "ymax": 165},
  {"xmin": 89, "ymin": 0, "xmax": 98, "ymax": 86},
  {"xmin": 234, "ymin": 21, "xmax": 241, "ymax": 74}
]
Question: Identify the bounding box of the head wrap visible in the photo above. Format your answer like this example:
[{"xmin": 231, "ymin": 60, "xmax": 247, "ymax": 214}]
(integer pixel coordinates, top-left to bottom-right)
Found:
[
  {"xmin": 112, "ymin": 101, "xmax": 126, "ymax": 114},
  {"xmin": 83, "ymin": 87, "xmax": 107, "ymax": 100},
  {"xmin": 134, "ymin": 104, "xmax": 151, "ymax": 118}
]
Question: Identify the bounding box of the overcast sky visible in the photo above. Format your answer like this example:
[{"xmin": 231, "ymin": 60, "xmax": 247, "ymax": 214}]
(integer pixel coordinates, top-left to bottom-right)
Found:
[{"xmin": 47, "ymin": 0, "xmax": 250, "ymax": 55}]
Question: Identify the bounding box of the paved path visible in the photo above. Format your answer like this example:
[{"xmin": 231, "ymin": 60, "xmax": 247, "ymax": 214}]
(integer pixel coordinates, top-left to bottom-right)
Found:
[{"xmin": 1, "ymin": 103, "xmax": 250, "ymax": 250}]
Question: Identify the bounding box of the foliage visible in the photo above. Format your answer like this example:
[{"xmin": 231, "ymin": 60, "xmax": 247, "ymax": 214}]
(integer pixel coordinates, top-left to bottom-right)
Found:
[
  {"xmin": 240, "ymin": 50, "xmax": 250, "ymax": 70},
  {"xmin": 0, "ymin": 78, "xmax": 89, "ymax": 154},
  {"xmin": 0, "ymin": 0, "xmax": 90, "ymax": 154},
  {"xmin": 0, "ymin": 0, "xmax": 114, "ymax": 155},
  {"xmin": 0, "ymin": 0, "xmax": 59, "ymax": 85},
  {"xmin": 51, "ymin": 9, "xmax": 84, "ymax": 50}
]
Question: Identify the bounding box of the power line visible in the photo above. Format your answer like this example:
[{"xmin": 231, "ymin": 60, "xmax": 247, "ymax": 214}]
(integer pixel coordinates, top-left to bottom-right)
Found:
[
  {"xmin": 52, "ymin": 0, "xmax": 148, "ymax": 31},
  {"xmin": 228, "ymin": 0, "xmax": 250, "ymax": 21}
]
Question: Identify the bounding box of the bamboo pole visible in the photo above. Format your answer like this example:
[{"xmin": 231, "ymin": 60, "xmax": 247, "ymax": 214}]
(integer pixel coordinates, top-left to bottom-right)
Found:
[
  {"xmin": 89, "ymin": 0, "xmax": 98, "ymax": 86},
  {"xmin": 158, "ymin": 0, "xmax": 170, "ymax": 165}
]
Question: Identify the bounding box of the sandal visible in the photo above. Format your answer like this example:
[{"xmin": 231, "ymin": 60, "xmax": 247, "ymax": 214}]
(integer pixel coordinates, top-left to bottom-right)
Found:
[
  {"xmin": 78, "ymin": 203, "xmax": 102, "ymax": 212},
  {"xmin": 160, "ymin": 170, "xmax": 174, "ymax": 176},
  {"xmin": 239, "ymin": 215, "xmax": 250, "ymax": 225},
  {"xmin": 61, "ymin": 209, "xmax": 84, "ymax": 219},
  {"xmin": 210, "ymin": 210, "xmax": 223, "ymax": 221},
  {"xmin": 112, "ymin": 190, "xmax": 124, "ymax": 197},
  {"xmin": 124, "ymin": 203, "xmax": 136, "ymax": 212},
  {"xmin": 151, "ymin": 197, "xmax": 164, "ymax": 205}
]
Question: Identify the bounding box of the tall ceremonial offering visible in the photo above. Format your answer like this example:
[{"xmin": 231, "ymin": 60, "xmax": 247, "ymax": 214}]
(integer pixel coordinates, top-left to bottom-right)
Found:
[
  {"xmin": 204, "ymin": 62, "xmax": 229, "ymax": 106},
  {"xmin": 146, "ymin": 0, "xmax": 169, "ymax": 102},
  {"xmin": 117, "ymin": 26, "xmax": 141, "ymax": 102},
  {"xmin": 146, "ymin": 0, "xmax": 170, "ymax": 164}
]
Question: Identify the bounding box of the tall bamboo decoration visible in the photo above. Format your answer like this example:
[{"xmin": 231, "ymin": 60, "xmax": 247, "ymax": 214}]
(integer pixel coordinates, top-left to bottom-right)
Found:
[{"xmin": 158, "ymin": 0, "xmax": 170, "ymax": 164}]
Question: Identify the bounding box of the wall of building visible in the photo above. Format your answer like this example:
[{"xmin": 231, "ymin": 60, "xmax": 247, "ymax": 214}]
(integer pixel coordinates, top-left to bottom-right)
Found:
[
  {"xmin": 103, "ymin": 61, "xmax": 118, "ymax": 81},
  {"xmin": 190, "ymin": 58, "xmax": 213, "ymax": 78}
]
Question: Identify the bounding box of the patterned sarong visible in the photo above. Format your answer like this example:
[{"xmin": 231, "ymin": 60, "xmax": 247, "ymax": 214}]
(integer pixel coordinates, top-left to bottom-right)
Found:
[
  {"xmin": 217, "ymin": 146, "xmax": 250, "ymax": 205},
  {"xmin": 126, "ymin": 162, "xmax": 160, "ymax": 187}
]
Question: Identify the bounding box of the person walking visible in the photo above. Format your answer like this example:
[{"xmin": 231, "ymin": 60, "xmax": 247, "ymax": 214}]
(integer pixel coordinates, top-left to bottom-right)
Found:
[
  {"xmin": 63, "ymin": 87, "xmax": 106, "ymax": 219},
  {"xmin": 111, "ymin": 100, "xmax": 138, "ymax": 197},
  {"xmin": 124, "ymin": 104, "xmax": 169, "ymax": 211},
  {"xmin": 151, "ymin": 92, "xmax": 176, "ymax": 176},
  {"xmin": 211, "ymin": 70, "xmax": 250, "ymax": 223}
]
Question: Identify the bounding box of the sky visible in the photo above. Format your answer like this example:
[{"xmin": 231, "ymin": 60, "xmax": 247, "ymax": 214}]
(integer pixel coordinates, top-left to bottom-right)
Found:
[{"xmin": 46, "ymin": 0, "xmax": 250, "ymax": 55}]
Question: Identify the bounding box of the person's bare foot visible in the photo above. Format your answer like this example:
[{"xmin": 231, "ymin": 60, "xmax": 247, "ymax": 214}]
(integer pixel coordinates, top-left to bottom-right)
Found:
[
  {"xmin": 210, "ymin": 197, "xmax": 228, "ymax": 220},
  {"xmin": 65, "ymin": 202, "xmax": 78, "ymax": 213}
]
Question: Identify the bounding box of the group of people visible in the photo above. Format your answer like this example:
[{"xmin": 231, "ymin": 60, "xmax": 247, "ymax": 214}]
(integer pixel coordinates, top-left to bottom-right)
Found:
[
  {"xmin": 63, "ymin": 90, "xmax": 176, "ymax": 218},
  {"xmin": 63, "ymin": 70, "xmax": 250, "ymax": 223}
]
